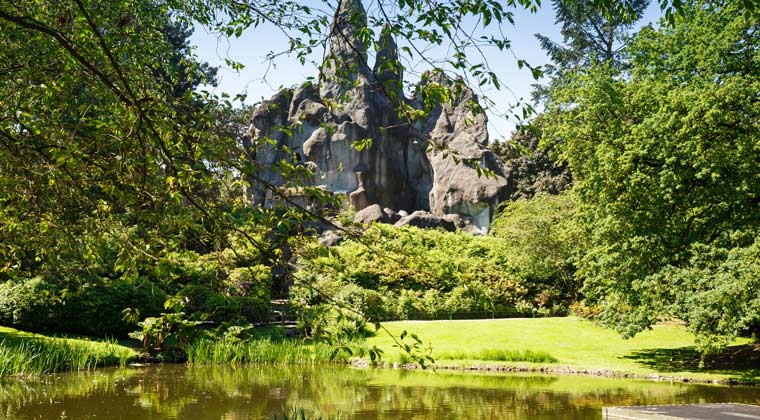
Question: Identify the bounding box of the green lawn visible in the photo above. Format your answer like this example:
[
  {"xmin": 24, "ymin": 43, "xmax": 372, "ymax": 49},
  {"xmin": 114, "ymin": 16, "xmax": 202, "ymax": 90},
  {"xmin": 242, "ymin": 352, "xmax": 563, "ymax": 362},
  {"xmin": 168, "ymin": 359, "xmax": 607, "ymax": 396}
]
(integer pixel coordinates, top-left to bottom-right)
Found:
[
  {"xmin": 3, "ymin": 318, "xmax": 757, "ymax": 383},
  {"xmin": 0, "ymin": 326, "xmax": 138, "ymax": 376},
  {"xmin": 366, "ymin": 318, "xmax": 759, "ymax": 382}
]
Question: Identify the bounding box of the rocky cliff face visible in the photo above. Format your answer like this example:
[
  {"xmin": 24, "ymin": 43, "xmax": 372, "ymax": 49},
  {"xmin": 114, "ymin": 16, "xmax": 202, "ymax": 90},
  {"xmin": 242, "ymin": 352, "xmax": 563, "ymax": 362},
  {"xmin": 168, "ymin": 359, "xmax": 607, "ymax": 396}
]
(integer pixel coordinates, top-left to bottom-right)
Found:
[{"xmin": 247, "ymin": 0, "xmax": 512, "ymax": 232}]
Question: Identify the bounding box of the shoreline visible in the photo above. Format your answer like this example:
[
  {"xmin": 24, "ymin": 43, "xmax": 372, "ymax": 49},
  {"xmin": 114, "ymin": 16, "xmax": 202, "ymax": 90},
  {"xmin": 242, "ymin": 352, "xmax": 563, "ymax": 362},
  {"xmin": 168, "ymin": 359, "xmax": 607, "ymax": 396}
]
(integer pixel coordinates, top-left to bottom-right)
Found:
[
  {"xmin": 2, "ymin": 355, "xmax": 756, "ymax": 387},
  {"xmin": 350, "ymin": 359, "xmax": 757, "ymax": 386},
  {"xmin": 2, "ymin": 322, "xmax": 756, "ymax": 386}
]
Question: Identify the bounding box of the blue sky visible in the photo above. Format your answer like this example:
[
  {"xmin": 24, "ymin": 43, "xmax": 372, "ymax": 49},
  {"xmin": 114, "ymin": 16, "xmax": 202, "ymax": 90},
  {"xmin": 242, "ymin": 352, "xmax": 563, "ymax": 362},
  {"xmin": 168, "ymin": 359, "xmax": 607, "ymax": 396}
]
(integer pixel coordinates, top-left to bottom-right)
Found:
[{"xmin": 190, "ymin": 1, "xmax": 663, "ymax": 140}]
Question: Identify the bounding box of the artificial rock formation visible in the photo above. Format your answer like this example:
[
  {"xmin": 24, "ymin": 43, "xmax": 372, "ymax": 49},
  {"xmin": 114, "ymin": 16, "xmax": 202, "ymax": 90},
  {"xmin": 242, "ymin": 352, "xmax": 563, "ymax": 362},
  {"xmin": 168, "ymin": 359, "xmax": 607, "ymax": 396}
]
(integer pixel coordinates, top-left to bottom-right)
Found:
[{"xmin": 247, "ymin": 0, "xmax": 512, "ymax": 232}]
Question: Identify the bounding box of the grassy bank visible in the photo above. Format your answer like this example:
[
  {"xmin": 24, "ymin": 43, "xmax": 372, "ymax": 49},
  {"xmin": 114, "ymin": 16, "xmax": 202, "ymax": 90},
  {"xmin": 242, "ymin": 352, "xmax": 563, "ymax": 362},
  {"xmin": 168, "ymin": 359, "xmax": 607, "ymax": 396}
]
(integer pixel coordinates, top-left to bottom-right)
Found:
[
  {"xmin": 4, "ymin": 317, "xmax": 757, "ymax": 383},
  {"xmin": 0, "ymin": 327, "xmax": 137, "ymax": 376},
  {"xmin": 366, "ymin": 318, "xmax": 758, "ymax": 382}
]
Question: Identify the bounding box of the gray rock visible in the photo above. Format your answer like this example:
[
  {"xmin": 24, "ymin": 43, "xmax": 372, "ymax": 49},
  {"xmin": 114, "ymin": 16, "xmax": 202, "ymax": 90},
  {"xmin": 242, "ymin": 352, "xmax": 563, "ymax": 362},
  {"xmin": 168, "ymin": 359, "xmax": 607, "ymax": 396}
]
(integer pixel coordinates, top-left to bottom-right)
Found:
[
  {"xmin": 353, "ymin": 204, "xmax": 385, "ymax": 225},
  {"xmin": 245, "ymin": 5, "xmax": 512, "ymax": 232},
  {"xmin": 441, "ymin": 213, "xmax": 465, "ymax": 229},
  {"xmin": 394, "ymin": 211, "xmax": 457, "ymax": 232},
  {"xmin": 320, "ymin": 0, "xmax": 371, "ymax": 101},
  {"xmin": 292, "ymin": 100, "xmax": 327, "ymax": 125},
  {"xmin": 289, "ymin": 82, "xmax": 317, "ymax": 109},
  {"xmin": 383, "ymin": 208, "xmax": 401, "ymax": 223},
  {"xmin": 373, "ymin": 28, "xmax": 403, "ymax": 102},
  {"xmin": 318, "ymin": 230, "xmax": 344, "ymax": 247},
  {"xmin": 348, "ymin": 171, "xmax": 371, "ymax": 211},
  {"xmin": 419, "ymin": 72, "xmax": 512, "ymax": 231}
]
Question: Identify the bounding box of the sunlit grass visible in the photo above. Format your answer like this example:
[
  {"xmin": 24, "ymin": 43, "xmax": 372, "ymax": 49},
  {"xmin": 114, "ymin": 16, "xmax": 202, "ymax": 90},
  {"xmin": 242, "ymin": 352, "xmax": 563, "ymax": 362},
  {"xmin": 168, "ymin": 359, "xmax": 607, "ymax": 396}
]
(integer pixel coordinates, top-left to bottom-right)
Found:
[
  {"xmin": 0, "ymin": 326, "xmax": 137, "ymax": 376},
  {"xmin": 366, "ymin": 318, "xmax": 754, "ymax": 381}
]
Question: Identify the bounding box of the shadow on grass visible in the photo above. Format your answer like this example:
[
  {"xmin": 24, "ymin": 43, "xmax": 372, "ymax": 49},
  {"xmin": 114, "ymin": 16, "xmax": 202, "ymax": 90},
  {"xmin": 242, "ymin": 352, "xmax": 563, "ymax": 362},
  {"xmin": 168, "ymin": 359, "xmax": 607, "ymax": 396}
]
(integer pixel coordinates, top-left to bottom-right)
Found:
[
  {"xmin": 623, "ymin": 344, "xmax": 760, "ymax": 382},
  {"xmin": 0, "ymin": 329, "xmax": 44, "ymax": 344}
]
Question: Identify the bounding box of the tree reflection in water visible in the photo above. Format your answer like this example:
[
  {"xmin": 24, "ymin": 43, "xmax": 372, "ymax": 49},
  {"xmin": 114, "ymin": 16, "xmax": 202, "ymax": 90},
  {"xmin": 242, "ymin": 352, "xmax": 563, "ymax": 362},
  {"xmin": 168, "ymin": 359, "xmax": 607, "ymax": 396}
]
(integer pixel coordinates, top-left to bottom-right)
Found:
[{"xmin": 0, "ymin": 365, "xmax": 758, "ymax": 420}]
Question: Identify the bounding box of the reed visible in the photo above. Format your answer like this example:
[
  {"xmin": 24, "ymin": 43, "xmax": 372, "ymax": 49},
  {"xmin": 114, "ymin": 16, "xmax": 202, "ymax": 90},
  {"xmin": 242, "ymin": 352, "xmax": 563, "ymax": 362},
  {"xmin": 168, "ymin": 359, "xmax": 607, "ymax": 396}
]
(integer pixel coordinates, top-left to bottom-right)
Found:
[
  {"xmin": 186, "ymin": 338, "xmax": 350, "ymax": 366},
  {"xmin": 436, "ymin": 349, "xmax": 558, "ymax": 364},
  {"xmin": 0, "ymin": 336, "xmax": 135, "ymax": 376}
]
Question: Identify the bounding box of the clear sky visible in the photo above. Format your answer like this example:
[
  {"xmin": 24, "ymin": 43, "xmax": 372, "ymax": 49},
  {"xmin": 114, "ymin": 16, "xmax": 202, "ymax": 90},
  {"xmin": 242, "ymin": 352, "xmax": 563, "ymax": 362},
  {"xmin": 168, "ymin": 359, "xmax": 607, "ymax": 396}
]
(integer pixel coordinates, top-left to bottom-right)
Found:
[{"xmin": 190, "ymin": 1, "xmax": 663, "ymax": 140}]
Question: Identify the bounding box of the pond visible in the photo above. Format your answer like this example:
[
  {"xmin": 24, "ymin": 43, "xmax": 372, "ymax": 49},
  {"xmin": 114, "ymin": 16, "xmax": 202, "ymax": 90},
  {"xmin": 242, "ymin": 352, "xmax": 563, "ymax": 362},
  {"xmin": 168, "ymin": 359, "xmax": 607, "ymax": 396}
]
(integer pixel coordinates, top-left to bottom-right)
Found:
[{"xmin": 1, "ymin": 365, "xmax": 759, "ymax": 419}]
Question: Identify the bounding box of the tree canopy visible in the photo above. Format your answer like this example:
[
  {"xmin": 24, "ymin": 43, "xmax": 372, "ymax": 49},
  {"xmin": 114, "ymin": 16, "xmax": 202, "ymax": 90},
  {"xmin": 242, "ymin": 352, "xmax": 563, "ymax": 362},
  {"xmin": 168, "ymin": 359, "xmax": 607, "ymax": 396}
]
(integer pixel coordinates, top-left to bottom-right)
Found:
[
  {"xmin": 544, "ymin": 1, "xmax": 760, "ymax": 349},
  {"xmin": 537, "ymin": 0, "xmax": 649, "ymax": 69}
]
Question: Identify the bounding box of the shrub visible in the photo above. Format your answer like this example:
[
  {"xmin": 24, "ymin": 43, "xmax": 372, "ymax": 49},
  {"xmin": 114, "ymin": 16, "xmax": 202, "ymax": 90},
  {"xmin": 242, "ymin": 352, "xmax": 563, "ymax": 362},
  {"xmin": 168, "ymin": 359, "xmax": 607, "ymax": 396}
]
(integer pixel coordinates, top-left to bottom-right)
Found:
[
  {"xmin": 444, "ymin": 285, "xmax": 486, "ymax": 316},
  {"xmin": 294, "ymin": 220, "xmax": 578, "ymax": 323},
  {"xmin": 225, "ymin": 265, "xmax": 271, "ymax": 298},
  {"xmin": 490, "ymin": 192, "xmax": 580, "ymax": 300},
  {"xmin": 63, "ymin": 279, "xmax": 166, "ymax": 337},
  {"xmin": 0, "ymin": 277, "xmax": 60, "ymax": 332},
  {"xmin": 150, "ymin": 250, "xmax": 229, "ymax": 292},
  {"xmin": 175, "ymin": 284, "xmax": 270, "ymax": 324},
  {"xmin": 130, "ymin": 311, "xmax": 204, "ymax": 362},
  {"xmin": 297, "ymin": 304, "xmax": 371, "ymax": 342},
  {"xmin": 396, "ymin": 289, "xmax": 424, "ymax": 319},
  {"xmin": 0, "ymin": 276, "xmax": 166, "ymax": 337}
]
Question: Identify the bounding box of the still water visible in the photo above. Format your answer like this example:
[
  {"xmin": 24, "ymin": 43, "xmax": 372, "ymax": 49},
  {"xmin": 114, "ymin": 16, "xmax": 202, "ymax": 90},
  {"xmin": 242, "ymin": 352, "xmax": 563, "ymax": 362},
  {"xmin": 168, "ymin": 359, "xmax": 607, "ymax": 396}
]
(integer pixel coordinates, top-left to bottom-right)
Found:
[{"xmin": 1, "ymin": 365, "xmax": 758, "ymax": 419}]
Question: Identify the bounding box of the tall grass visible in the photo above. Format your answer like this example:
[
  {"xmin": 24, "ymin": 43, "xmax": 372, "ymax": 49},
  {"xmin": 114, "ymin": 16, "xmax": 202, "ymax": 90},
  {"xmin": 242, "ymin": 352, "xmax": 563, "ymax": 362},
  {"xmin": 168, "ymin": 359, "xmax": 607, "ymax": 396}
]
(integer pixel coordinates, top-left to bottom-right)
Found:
[
  {"xmin": 436, "ymin": 349, "xmax": 558, "ymax": 364},
  {"xmin": 186, "ymin": 338, "xmax": 350, "ymax": 365},
  {"xmin": 0, "ymin": 337, "xmax": 134, "ymax": 376}
]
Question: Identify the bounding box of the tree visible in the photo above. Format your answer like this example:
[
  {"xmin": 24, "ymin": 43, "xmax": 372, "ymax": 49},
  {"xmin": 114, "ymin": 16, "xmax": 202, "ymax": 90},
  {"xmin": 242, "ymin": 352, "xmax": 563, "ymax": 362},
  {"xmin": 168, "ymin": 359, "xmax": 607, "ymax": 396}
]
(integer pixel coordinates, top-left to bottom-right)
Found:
[
  {"xmin": 531, "ymin": 0, "xmax": 650, "ymax": 105},
  {"xmin": 492, "ymin": 0, "xmax": 649, "ymax": 199},
  {"xmin": 490, "ymin": 192, "xmax": 582, "ymax": 302},
  {"xmin": 0, "ymin": 2, "xmax": 234, "ymax": 280},
  {"xmin": 544, "ymin": 1, "xmax": 760, "ymax": 349},
  {"xmin": 161, "ymin": 20, "xmax": 218, "ymax": 100},
  {"xmin": 537, "ymin": 0, "xmax": 650, "ymax": 70},
  {"xmin": 490, "ymin": 121, "xmax": 572, "ymax": 200}
]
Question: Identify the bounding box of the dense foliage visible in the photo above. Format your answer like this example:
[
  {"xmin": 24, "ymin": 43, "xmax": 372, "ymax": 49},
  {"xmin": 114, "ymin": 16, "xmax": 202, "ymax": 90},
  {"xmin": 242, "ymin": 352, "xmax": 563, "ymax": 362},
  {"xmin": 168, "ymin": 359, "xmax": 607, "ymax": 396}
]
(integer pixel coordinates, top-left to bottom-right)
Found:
[
  {"xmin": 490, "ymin": 192, "xmax": 581, "ymax": 301},
  {"xmin": 293, "ymin": 215, "xmax": 580, "ymax": 336},
  {"xmin": 0, "ymin": 1, "xmax": 303, "ymax": 340},
  {"xmin": 0, "ymin": 227, "xmax": 273, "ymax": 337},
  {"xmin": 0, "ymin": 0, "xmax": 555, "ymax": 341},
  {"xmin": 544, "ymin": 2, "xmax": 760, "ymax": 349},
  {"xmin": 491, "ymin": 122, "xmax": 572, "ymax": 200}
]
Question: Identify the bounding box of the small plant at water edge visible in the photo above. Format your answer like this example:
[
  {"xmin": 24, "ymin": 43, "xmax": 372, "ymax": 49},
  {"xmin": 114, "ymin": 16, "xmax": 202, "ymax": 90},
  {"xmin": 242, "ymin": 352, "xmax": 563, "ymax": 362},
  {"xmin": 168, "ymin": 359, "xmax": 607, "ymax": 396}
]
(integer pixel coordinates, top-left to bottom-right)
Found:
[{"xmin": 129, "ymin": 300, "xmax": 205, "ymax": 362}]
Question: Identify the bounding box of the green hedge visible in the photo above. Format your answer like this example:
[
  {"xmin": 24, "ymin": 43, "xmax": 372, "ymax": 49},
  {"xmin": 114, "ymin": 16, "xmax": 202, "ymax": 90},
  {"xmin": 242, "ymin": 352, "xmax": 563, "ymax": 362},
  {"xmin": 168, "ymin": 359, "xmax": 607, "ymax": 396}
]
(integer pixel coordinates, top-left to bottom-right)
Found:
[
  {"xmin": 63, "ymin": 280, "xmax": 166, "ymax": 337},
  {"xmin": 0, "ymin": 277, "xmax": 165, "ymax": 336}
]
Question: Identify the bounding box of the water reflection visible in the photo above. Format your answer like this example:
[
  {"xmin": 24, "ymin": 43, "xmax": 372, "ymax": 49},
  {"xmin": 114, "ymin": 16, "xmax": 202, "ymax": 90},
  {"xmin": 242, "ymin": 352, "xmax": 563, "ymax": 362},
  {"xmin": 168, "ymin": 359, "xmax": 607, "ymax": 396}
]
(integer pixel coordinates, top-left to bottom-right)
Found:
[{"xmin": 0, "ymin": 365, "xmax": 758, "ymax": 420}]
